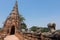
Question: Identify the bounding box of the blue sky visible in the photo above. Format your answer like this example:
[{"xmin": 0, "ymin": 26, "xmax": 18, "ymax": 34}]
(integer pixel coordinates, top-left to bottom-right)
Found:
[{"xmin": 0, "ymin": 0, "xmax": 60, "ymax": 29}]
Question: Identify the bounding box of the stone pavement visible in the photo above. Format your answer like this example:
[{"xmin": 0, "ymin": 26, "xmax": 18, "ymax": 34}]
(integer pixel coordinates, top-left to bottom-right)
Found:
[{"xmin": 4, "ymin": 35, "xmax": 19, "ymax": 40}]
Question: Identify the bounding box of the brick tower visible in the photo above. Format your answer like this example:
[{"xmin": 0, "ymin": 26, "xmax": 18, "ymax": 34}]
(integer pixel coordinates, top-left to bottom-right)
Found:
[{"xmin": 3, "ymin": 0, "xmax": 21, "ymax": 35}]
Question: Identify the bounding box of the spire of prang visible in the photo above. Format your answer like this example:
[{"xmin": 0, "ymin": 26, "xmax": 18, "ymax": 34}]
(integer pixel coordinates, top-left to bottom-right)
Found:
[{"xmin": 10, "ymin": 0, "xmax": 19, "ymax": 15}]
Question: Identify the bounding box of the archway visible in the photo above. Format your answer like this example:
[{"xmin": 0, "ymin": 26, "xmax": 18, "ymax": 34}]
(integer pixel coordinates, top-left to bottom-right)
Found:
[{"xmin": 10, "ymin": 26, "xmax": 15, "ymax": 35}]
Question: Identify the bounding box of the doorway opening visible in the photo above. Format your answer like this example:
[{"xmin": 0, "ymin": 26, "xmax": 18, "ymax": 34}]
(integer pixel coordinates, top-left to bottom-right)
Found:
[{"xmin": 10, "ymin": 26, "xmax": 15, "ymax": 35}]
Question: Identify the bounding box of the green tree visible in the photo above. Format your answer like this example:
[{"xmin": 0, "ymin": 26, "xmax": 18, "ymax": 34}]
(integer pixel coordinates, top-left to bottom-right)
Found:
[
  {"xmin": 21, "ymin": 23, "xmax": 27, "ymax": 29},
  {"xmin": 30, "ymin": 26, "xmax": 49, "ymax": 32},
  {"xmin": 19, "ymin": 15, "xmax": 27, "ymax": 29},
  {"xmin": 30, "ymin": 26, "xmax": 38, "ymax": 32},
  {"xmin": 41, "ymin": 27, "xmax": 49, "ymax": 32},
  {"xmin": 19, "ymin": 15, "xmax": 25, "ymax": 22},
  {"xmin": 0, "ymin": 28, "xmax": 1, "ymax": 30}
]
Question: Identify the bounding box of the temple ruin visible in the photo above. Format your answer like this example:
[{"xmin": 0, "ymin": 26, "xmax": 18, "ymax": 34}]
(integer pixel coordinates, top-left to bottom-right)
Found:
[{"xmin": 0, "ymin": 0, "xmax": 60, "ymax": 40}]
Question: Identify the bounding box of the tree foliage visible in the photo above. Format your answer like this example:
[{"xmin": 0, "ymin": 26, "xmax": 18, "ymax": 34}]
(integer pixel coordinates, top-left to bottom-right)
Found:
[
  {"xmin": 21, "ymin": 23, "xmax": 27, "ymax": 29},
  {"xmin": 19, "ymin": 15, "xmax": 25, "ymax": 22},
  {"xmin": 19, "ymin": 15, "xmax": 27, "ymax": 29},
  {"xmin": 30, "ymin": 26, "xmax": 38, "ymax": 32},
  {"xmin": 0, "ymin": 28, "xmax": 1, "ymax": 30},
  {"xmin": 30, "ymin": 26, "xmax": 49, "ymax": 32},
  {"xmin": 40, "ymin": 27, "xmax": 49, "ymax": 32}
]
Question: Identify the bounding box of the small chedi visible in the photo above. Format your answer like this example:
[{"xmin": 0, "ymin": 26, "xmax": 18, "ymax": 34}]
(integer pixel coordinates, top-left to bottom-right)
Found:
[{"xmin": 0, "ymin": 0, "xmax": 60, "ymax": 40}]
